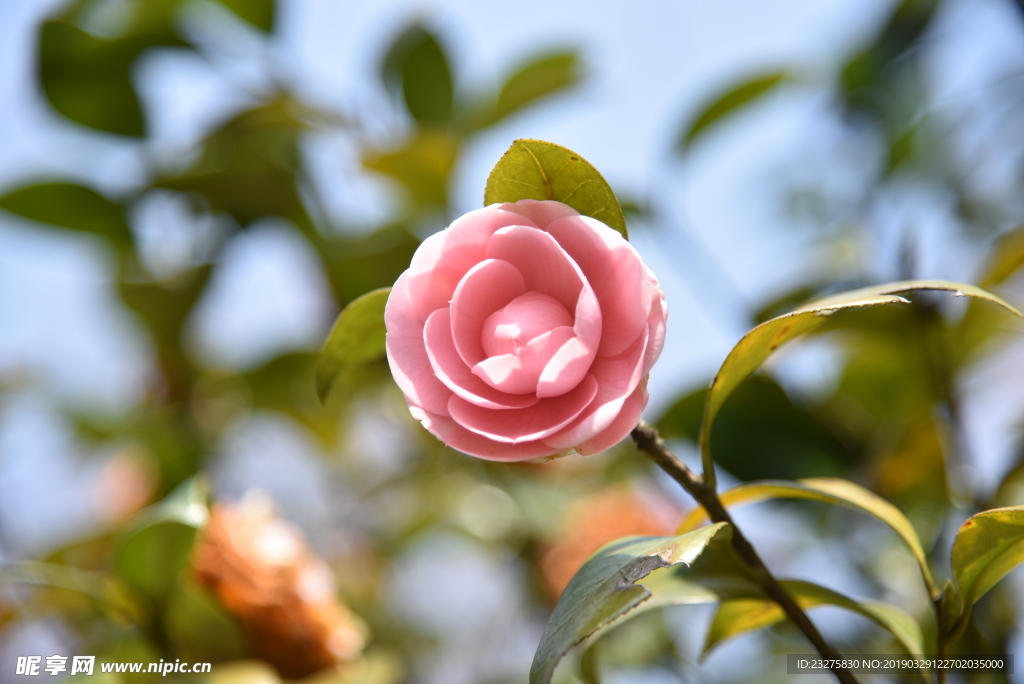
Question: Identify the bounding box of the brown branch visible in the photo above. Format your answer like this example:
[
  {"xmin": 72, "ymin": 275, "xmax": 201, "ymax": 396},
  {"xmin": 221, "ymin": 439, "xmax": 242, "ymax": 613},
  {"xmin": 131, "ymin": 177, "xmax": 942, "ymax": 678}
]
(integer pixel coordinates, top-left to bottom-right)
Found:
[{"xmin": 631, "ymin": 421, "xmax": 860, "ymax": 684}]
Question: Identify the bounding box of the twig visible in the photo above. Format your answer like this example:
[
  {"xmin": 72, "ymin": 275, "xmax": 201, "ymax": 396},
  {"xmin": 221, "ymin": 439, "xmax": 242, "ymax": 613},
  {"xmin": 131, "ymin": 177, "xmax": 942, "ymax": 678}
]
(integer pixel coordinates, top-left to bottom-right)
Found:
[{"xmin": 631, "ymin": 421, "xmax": 860, "ymax": 684}]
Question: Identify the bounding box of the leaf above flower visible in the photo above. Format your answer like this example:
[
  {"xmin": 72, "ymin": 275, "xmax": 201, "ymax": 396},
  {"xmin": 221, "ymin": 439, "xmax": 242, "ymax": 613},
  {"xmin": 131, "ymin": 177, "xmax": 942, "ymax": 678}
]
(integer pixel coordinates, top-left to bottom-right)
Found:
[{"xmin": 484, "ymin": 139, "xmax": 628, "ymax": 239}]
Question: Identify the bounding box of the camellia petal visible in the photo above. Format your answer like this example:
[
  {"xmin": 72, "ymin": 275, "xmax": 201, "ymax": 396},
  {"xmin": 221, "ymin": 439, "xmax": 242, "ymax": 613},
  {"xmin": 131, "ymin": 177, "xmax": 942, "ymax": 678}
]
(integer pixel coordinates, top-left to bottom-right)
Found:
[
  {"xmin": 485, "ymin": 225, "xmax": 585, "ymax": 313},
  {"xmin": 384, "ymin": 199, "xmax": 667, "ymax": 460},
  {"xmin": 423, "ymin": 308, "xmax": 540, "ymax": 410},
  {"xmin": 536, "ymin": 280, "xmax": 602, "ymax": 398},
  {"xmin": 472, "ymin": 326, "xmax": 576, "ymax": 395},
  {"xmin": 542, "ymin": 327, "xmax": 649, "ymax": 449},
  {"xmin": 410, "ymin": 406, "xmax": 560, "ymax": 462},
  {"xmin": 574, "ymin": 377, "xmax": 649, "ymax": 455},
  {"xmin": 407, "ymin": 207, "xmax": 539, "ymax": 316},
  {"xmin": 546, "ymin": 215, "xmax": 655, "ymax": 356},
  {"xmin": 450, "ymin": 259, "xmax": 526, "ymax": 367},
  {"xmin": 506, "ymin": 199, "xmax": 581, "ymax": 229},
  {"xmin": 384, "ymin": 271, "xmax": 453, "ymax": 416},
  {"xmin": 448, "ymin": 374, "xmax": 599, "ymax": 444},
  {"xmin": 641, "ymin": 275, "xmax": 667, "ymax": 377}
]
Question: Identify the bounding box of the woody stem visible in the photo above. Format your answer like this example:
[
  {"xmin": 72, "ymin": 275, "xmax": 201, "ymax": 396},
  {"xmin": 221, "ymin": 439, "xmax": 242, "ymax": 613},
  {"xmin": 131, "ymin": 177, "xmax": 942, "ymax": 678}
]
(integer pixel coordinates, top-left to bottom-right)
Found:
[{"xmin": 631, "ymin": 421, "xmax": 860, "ymax": 684}]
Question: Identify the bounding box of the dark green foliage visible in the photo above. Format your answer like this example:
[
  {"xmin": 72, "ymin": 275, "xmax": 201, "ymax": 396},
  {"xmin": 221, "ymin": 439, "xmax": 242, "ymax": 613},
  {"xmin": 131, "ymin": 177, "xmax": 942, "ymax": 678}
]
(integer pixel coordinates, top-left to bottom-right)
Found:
[
  {"xmin": 840, "ymin": 0, "xmax": 938, "ymax": 117},
  {"xmin": 152, "ymin": 100, "xmax": 310, "ymax": 228},
  {"xmin": 657, "ymin": 375, "xmax": 858, "ymax": 480},
  {"xmin": 381, "ymin": 25, "xmax": 454, "ymax": 127},
  {"xmin": 316, "ymin": 288, "xmax": 390, "ymax": 401},
  {"xmin": 38, "ymin": 20, "xmax": 183, "ymax": 136},
  {"xmin": 215, "ymin": 0, "xmax": 275, "ymax": 31},
  {"xmin": 0, "ymin": 182, "xmax": 132, "ymax": 247}
]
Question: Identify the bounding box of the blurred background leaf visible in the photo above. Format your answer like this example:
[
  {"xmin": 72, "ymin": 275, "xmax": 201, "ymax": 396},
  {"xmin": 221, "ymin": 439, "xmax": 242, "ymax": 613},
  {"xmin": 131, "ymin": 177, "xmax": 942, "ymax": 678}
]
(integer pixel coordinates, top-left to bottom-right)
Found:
[
  {"xmin": 678, "ymin": 71, "xmax": 790, "ymax": 150},
  {"xmin": 38, "ymin": 19, "xmax": 183, "ymax": 136},
  {"xmin": 381, "ymin": 25, "xmax": 453, "ymax": 128},
  {"xmin": 316, "ymin": 288, "xmax": 390, "ymax": 402},
  {"xmin": 0, "ymin": 182, "xmax": 132, "ymax": 248}
]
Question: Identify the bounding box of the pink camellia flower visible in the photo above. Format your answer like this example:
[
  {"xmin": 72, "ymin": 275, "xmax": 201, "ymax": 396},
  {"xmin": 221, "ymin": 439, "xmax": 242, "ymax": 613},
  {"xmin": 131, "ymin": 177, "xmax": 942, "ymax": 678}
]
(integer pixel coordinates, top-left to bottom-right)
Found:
[{"xmin": 384, "ymin": 199, "xmax": 667, "ymax": 461}]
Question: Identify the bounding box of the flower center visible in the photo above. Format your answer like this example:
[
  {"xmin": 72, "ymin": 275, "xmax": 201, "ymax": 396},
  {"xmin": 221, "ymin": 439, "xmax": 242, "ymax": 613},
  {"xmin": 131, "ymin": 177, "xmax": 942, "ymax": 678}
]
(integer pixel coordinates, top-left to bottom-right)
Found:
[{"xmin": 481, "ymin": 292, "xmax": 573, "ymax": 358}]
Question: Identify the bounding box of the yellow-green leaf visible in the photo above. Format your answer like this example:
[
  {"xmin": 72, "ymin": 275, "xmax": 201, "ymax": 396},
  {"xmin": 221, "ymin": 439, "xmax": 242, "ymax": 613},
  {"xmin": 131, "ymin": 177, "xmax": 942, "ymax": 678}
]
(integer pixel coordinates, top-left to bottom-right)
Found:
[
  {"xmin": 531, "ymin": 524, "xmax": 740, "ymax": 684},
  {"xmin": 487, "ymin": 52, "xmax": 581, "ymax": 127},
  {"xmin": 948, "ymin": 506, "xmax": 1024, "ymax": 637},
  {"xmin": 980, "ymin": 225, "xmax": 1024, "ymax": 289},
  {"xmin": 484, "ymin": 139, "xmax": 627, "ymax": 239},
  {"xmin": 316, "ymin": 288, "xmax": 391, "ymax": 402},
  {"xmin": 940, "ymin": 578, "xmax": 963, "ymax": 635},
  {"xmin": 0, "ymin": 561, "xmax": 145, "ymax": 625},
  {"xmin": 678, "ymin": 477, "xmax": 936, "ymax": 597},
  {"xmin": 697, "ymin": 280, "xmax": 1021, "ymax": 488},
  {"xmin": 704, "ymin": 580, "xmax": 925, "ymax": 661},
  {"xmin": 363, "ymin": 130, "xmax": 459, "ymax": 207},
  {"xmin": 679, "ymin": 72, "xmax": 789, "ymax": 149}
]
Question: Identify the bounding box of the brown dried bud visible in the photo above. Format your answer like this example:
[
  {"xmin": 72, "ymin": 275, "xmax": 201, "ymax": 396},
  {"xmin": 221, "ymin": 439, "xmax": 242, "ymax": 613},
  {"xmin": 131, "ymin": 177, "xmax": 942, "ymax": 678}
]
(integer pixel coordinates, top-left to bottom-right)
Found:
[{"xmin": 193, "ymin": 493, "xmax": 366, "ymax": 679}]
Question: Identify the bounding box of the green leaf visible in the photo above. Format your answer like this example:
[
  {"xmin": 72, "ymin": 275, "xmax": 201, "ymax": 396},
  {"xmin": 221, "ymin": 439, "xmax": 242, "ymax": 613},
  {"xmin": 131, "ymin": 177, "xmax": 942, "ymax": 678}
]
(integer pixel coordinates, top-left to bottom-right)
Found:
[
  {"xmin": 153, "ymin": 99, "xmax": 309, "ymax": 227},
  {"xmin": 316, "ymin": 287, "xmax": 391, "ymax": 402},
  {"xmin": 578, "ymin": 643, "xmax": 602, "ymax": 684},
  {"xmin": 485, "ymin": 52, "xmax": 581, "ymax": 127},
  {"xmin": 363, "ymin": 130, "xmax": 460, "ymax": 207},
  {"xmin": 840, "ymin": 0, "xmax": 938, "ymax": 117},
  {"xmin": 704, "ymin": 580, "xmax": 925, "ymax": 659},
  {"xmin": 39, "ymin": 20, "xmax": 181, "ymax": 136},
  {"xmin": 0, "ymin": 182, "xmax": 132, "ymax": 246},
  {"xmin": 530, "ymin": 523, "xmax": 740, "ymax": 684},
  {"xmin": 980, "ymin": 225, "xmax": 1024, "ymax": 289},
  {"xmin": 324, "ymin": 224, "xmax": 421, "ymax": 305},
  {"xmin": 678, "ymin": 72, "xmax": 789, "ymax": 149},
  {"xmin": 697, "ymin": 280, "xmax": 1022, "ymax": 488},
  {"xmin": 165, "ymin": 580, "xmax": 247, "ymax": 661},
  {"xmin": 484, "ymin": 139, "xmax": 627, "ymax": 239},
  {"xmin": 381, "ymin": 25, "xmax": 453, "ymax": 126},
  {"xmin": 116, "ymin": 477, "xmax": 208, "ymax": 602},
  {"xmin": 214, "ymin": 0, "xmax": 275, "ymax": 31},
  {"xmin": 0, "ymin": 561, "xmax": 145, "ymax": 625},
  {"xmin": 948, "ymin": 506, "xmax": 1024, "ymax": 638},
  {"xmin": 655, "ymin": 375, "xmax": 857, "ymax": 481},
  {"xmin": 118, "ymin": 264, "xmax": 212, "ymax": 360},
  {"xmin": 678, "ymin": 477, "xmax": 936, "ymax": 597},
  {"xmin": 940, "ymin": 578, "xmax": 962, "ymax": 635}
]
